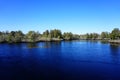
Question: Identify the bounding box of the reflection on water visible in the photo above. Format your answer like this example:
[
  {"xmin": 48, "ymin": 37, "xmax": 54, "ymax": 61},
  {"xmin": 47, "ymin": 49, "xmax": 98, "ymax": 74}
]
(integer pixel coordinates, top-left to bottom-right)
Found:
[
  {"xmin": 27, "ymin": 43, "xmax": 39, "ymax": 48},
  {"xmin": 110, "ymin": 44, "xmax": 119, "ymax": 54},
  {"xmin": 87, "ymin": 40, "xmax": 98, "ymax": 43},
  {"xmin": 100, "ymin": 40, "xmax": 109, "ymax": 44},
  {"xmin": 26, "ymin": 42, "xmax": 61, "ymax": 49},
  {"xmin": 110, "ymin": 44, "xmax": 120, "ymax": 64},
  {"xmin": 110, "ymin": 43, "xmax": 120, "ymax": 46},
  {"xmin": 0, "ymin": 41, "xmax": 120, "ymax": 80}
]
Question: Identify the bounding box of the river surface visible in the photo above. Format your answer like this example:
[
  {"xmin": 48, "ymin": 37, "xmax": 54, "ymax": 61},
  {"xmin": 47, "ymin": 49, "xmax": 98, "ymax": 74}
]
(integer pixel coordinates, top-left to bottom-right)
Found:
[{"xmin": 0, "ymin": 40, "xmax": 120, "ymax": 80}]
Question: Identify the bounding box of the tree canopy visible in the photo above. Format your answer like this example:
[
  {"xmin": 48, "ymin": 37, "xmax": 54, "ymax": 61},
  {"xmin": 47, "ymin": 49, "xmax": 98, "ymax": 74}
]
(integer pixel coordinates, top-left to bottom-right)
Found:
[
  {"xmin": 110, "ymin": 28, "xmax": 120, "ymax": 40},
  {"xmin": 0, "ymin": 28, "xmax": 120, "ymax": 43}
]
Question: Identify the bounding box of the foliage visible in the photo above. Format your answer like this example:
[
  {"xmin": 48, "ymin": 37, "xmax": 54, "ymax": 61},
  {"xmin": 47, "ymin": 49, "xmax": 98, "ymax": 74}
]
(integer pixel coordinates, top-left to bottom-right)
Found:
[
  {"xmin": 83, "ymin": 33, "xmax": 99, "ymax": 40},
  {"xmin": 63, "ymin": 32, "xmax": 73, "ymax": 40},
  {"xmin": 101, "ymin": 32, "xmax": 110, "ymax": 39},
  {"xmin": 26, "ymin": 31, "xmax": 40, "ymax": 42},
  {"xmin": 43, "ymin": 30, "xmax": 49, "ymax": 37},
  {"xmin": 0, "ymin": 28, "xmax": 120, "ymax": 43},
  {"xmin": 110, "ymin": 28, "xmax": 120, "ymax": 40}
]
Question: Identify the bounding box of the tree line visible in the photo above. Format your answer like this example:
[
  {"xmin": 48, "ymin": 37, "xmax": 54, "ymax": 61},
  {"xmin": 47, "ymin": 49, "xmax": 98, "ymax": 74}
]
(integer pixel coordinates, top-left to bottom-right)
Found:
[
  {"xmin": 0, "ymin": 28, "xmax": 120, "ymax": 43},
  {"xmin": 80, "ymin": 28, "xmax": 120, "ymax": 40}
]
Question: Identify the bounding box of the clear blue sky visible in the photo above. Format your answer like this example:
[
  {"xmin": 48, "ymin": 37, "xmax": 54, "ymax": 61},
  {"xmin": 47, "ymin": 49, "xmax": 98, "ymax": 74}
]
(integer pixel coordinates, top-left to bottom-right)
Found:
[{"xmin": 0, "ymin": 0, "xmax": 120, "ymax": 34}]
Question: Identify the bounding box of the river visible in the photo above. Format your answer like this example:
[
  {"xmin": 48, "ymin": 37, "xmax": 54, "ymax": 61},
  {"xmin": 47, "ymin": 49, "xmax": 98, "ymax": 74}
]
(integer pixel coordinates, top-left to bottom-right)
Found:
[{"xmin": 0, "ymin": 40, "xmax": 120, "ymax": 80}]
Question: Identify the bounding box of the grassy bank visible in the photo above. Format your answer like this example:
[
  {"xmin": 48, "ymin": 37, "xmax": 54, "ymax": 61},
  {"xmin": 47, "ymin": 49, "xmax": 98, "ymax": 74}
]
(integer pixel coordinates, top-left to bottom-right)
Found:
[{"xmin": 109, "ymin": 40, "xmax": 120, "ymax": 44}]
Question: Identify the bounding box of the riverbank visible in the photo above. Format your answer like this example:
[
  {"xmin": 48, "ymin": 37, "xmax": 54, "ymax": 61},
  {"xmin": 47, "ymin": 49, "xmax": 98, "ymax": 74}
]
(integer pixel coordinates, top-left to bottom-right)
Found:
[
  {"xmin": 109, "ymin": 40, "xmax": 120, "ymax": 44},
  {"xmin": 0, "ymin": 38, "xmax": 64, "ymax": 43},
  {"xmin": 1, "ymin": 39, "xmax": 120, "ymax": 44},
  {"xmin": 80, "ymin": 39, "xmax": 120, "ymax": 44}
]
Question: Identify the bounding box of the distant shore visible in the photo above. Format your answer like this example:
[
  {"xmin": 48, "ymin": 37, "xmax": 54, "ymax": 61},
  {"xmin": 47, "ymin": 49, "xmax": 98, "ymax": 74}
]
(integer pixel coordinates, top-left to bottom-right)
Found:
[
  {"xmin": 1, "ymin": 39, "xmax": 120, "ymax": 44},
  {"xmin": 108, "ymin": 40, "xmax": 120, "ymax": 44},
  {"xmin": 0, "ymin": 28, "xmax": 120, "ymax": 43},
  {"xmin": 0, "ymin": 38, "xmax": 63, "ymax": 43}
]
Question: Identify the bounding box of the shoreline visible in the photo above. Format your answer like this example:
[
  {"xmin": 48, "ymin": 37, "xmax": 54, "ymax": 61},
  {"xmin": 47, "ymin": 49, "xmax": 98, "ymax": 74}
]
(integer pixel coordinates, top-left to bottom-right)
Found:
[
  {"xmin": 108, "ymin": 40, "xmax": 120, "ymax": 44},
  {"xmin": 0, "ymin": 39, "xmax": 120, "ymax": 44}
]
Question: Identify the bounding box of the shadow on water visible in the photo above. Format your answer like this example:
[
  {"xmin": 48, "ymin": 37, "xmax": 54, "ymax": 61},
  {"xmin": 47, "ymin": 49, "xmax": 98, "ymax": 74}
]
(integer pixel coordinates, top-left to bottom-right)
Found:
[
  {"xmin": 100, "ymin": 40, "xmax": 109, "ymax": 44},
  {"xmin": 1, "ymin": 41, "xmax": 120, "ymax": 80},
  {"xmin": 87, "ymin": 40, "xmax": 99, "ymax": 43},
  {"xmin": 26, "ymin": 42, "xmax": 62, "ymax": 49},
  {"xmin": 109, "ymin": 44, "xmax": 120, "ymax": 64},
  {"xmin": 24, "ymin": 42, "xmax": 63, "ymax": 80},
  {"xmin": 26, "ymin": 43, "xmax": 39, "ymax": 48}
]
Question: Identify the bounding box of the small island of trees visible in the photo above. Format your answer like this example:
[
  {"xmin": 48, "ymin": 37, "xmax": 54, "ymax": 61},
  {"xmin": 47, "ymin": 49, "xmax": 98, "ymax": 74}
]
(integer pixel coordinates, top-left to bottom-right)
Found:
[{"xmin": 0, "ymin": 28, "xmax": 120, "ymax": 43}]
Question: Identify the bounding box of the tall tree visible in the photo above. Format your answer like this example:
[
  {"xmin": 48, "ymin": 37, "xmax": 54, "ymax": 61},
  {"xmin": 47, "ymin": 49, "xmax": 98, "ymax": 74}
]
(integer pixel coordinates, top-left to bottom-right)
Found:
[
  {"xmin": 63, "ymin": 32, "xmax": 73, "ymax": 40},
  {"xmin": 49, "ymin": 29, "xmax": 62, "ymax": 38},
  {"xmin": 14, "ymin": 31, "xmax": 24, "ymax": 42},
  {"xmin": 26, "ymin": 31, "xmax": 38, "ymax": 42},
  {"xmin": 43, "ymin": 30, "xmax": 49, "ymax": 37},
  {"xmin": 101, "ymin": 32, "xmax": 110, "ymax": 39},
  {"xmin": 110, "ymin": 28, "xmax": 120, "ymax": 40}
]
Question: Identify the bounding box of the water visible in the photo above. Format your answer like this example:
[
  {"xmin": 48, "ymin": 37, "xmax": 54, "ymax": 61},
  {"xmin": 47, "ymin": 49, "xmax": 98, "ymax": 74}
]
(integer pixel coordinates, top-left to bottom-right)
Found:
[{"xmin": 0, "ymin": 40, "xmax": 120, "ymax": 80}]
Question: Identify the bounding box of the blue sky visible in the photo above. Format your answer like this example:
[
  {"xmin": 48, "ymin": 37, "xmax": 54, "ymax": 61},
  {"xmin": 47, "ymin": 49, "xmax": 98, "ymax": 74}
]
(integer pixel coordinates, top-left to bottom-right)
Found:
[{"xmin": 0, "ymin": 0, "xmax": 120, "ymax": 34}]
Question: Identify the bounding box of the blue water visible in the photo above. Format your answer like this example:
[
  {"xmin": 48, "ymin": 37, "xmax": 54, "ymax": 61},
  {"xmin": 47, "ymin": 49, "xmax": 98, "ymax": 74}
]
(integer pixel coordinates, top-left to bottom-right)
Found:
[{"xmin": 0, "ymin": 40, "xmax": 120, "ymax": 80}]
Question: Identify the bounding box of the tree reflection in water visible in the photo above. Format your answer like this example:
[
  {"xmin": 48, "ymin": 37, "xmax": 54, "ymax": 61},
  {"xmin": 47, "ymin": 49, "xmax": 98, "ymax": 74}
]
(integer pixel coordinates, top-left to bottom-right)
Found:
[
  {"xmin": 26, "ymin": 42, "xmax": 61, "ymax": 49},
  {"xmin": 109, "ymin": 44, "xmax": 120, "ymax": 64},
  {"xmin": 27, "ymin": 43, "xmax": 39, "ymax": 48}
]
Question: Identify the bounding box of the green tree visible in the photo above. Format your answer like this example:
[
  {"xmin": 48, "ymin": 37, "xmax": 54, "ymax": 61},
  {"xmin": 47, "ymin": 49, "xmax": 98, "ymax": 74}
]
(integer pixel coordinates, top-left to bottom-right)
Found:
[
  {"xmin": 92, "ymin": 33, "xmax": 99, "ymax": 40},
  {"xmin": 43, "ymin": 30, "xmax": 49, "ymax": 37},
  {"xmin": 73, "ymin": 34, "xmax": 80, "ymax": 40},
  {"xmin": 101, "ymin": 32, "xmax": 110, "ymax": 40},
  {"xmin": 85, "ymin": 33, "xmax": 90, "ymax": 39},
  {"xmin": 110, "ymin": 28, "xmax": 120, "ymax": 40},
  {"xmin": 63, "ymin": 32, "xmax": 73, "ymax": 40},
  {"xmin": 26, "ymin": 31, "xmax": 38, "ymax": 42},
  {"xmin": 14, "ymin": 31, "xmax": 24, "ymax": 42},
  {"xmin": 5, "ymin": 31, "xmax": 16, "ymax": 43},
  {"xmin": 49, "ymin": 29, "xmax": 62, "ymax": 39},
  {"xmin": 0, "ymin": 32, "xmax": 5, "ymax": 42}
]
